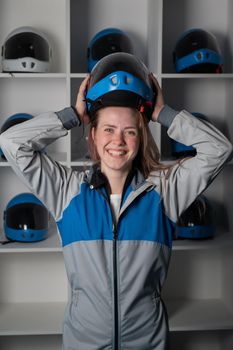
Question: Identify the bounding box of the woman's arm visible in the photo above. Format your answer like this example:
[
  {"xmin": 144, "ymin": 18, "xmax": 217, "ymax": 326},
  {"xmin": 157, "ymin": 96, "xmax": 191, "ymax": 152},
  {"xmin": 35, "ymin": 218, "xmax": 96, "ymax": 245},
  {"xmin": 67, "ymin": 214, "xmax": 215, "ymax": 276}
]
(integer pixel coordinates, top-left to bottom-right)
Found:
[
  {"xmin": 157, "ymin": 106, "xmax": 233, "ymax": 223},
  {"xmin": 0, "ymin": 108, "xmax": 83, "ymax": 221},
  {"xmin": 149, "ymin": 75, "xmax": 233, "ymax": 222}
]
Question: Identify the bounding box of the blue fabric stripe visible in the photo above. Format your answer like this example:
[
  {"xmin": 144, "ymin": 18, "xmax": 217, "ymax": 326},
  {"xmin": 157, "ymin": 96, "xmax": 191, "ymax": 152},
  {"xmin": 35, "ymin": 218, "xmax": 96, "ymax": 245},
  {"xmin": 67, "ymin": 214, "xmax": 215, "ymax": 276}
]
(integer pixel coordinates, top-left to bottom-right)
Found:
[
  {"xmin": 57, "ymin": 183, "xmax": 175, "ymax": 248},
  {"xmin": 118, "ymin": 190, "xmax": 174, "ymax": 247},
  {"xmin": 57, "ymin": 184, "xmax": 113, "ymax": 247}
]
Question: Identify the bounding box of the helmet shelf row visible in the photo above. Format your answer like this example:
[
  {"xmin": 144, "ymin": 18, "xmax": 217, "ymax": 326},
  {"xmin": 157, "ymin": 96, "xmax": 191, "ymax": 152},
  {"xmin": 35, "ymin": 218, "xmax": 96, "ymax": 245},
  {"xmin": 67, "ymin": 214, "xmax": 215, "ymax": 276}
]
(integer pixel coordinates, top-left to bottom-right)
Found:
[{"xmin": 0, "ymin": 26, "xmax": 227, "ymax": 75}]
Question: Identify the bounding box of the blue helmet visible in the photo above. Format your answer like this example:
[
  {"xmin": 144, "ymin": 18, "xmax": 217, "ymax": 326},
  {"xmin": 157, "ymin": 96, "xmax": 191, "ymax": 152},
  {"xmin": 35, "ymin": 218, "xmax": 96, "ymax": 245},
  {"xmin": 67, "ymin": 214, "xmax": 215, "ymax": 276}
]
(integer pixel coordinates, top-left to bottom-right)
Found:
[
  {"xmin": 87, "ymin": 28, "xmax": 133, "ymax": 72},
  {"xmin": 86, "ymin": 52, "xmax": 156, "ymax": 120},
  {"xmin": 173, "ymin": 28, "xmax": 223, "ymax": 73},
  {"xmin": 175, "ymin": 195, "xmax": 215, "ymax": 239},
  {"xmin": 4, "ymin": 193, "xmax": 49, "ymax": 242},
  {"xmin": 0, "ymin": 113, "xmax": 33, "ymax": 158},
  {"xmin": 171, "ymin": 112, "xmax": 207, "ymax": 158}
]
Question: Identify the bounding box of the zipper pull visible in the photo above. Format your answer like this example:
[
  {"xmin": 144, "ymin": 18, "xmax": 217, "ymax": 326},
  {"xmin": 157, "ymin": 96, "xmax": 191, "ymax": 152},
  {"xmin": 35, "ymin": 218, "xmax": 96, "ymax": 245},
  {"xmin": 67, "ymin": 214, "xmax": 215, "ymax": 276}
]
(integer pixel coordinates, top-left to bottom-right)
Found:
[{"xmin": 113, "ymin": 224, "xmax": 117, "ymax": 240}]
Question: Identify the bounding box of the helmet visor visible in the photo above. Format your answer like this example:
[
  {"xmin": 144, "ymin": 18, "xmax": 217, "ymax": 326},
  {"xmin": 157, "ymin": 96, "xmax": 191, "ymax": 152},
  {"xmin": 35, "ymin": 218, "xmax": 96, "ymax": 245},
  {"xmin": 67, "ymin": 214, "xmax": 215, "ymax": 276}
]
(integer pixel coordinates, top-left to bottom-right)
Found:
[
  {"xmin": 6, "ymin": 203, "xmax": 49, "ymax": 230},
  {"xmin": 4, "ymin": 32, "xmax": 49, "ymax": 61},
  {"xmin": 89, "ymin": 53, "xmax": 151, "ymax": 88},
  {"xmin": 175, "ymin": 30, "xmax": 220, "ymax": 59},
  {"xmin": 91, "ymin": 33, "xmax": 132, "ymax": 60},
  {"xmin": 178, "ymin": 197, "xmax": 211, "ymax": 227}
]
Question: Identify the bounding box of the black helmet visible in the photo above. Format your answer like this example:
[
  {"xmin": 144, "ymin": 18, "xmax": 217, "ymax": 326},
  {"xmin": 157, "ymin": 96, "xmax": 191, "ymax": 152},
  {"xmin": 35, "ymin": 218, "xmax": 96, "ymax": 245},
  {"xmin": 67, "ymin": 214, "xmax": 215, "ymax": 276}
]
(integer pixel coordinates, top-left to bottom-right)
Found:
[
  {"xmin": 86, "ymin": 52, "xmax": 156, "ymax": 120},
  {"xmin": 173, "ymin": 28, "xmax": 223, "ymax": 73},
  {"xmin": 175, "ymin": 195, "xmax": 215, "ymax": 239},
  {"xmin": 4, "ymin": 193, "xmax": 49, "ymax": 242},
  {"xmin": 87, "ymin": 28, "xmax": 133, "ymax": 72}
]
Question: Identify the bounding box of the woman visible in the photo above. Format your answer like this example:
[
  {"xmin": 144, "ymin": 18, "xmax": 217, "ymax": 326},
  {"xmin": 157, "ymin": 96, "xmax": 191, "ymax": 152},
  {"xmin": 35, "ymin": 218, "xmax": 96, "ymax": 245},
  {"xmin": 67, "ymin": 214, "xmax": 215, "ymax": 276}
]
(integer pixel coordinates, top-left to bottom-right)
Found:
[{"xmin": 0, "ymin": 53, "xmax": 232, "ymax": 350}]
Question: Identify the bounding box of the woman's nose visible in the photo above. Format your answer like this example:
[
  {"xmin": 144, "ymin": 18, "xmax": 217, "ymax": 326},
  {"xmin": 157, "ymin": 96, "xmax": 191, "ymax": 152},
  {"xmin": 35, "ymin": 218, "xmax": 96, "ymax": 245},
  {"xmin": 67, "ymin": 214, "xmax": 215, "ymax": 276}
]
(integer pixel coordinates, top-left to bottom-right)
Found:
[{"xmin": 113, "ymin": 131, "xmax": 125, "ymax": 144}]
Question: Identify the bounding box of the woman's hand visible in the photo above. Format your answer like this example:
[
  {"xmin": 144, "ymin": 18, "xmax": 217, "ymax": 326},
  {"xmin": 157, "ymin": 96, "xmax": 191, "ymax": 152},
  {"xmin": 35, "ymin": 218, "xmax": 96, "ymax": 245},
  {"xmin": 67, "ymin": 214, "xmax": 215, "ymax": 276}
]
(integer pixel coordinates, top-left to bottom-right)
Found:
[
  {"xmin": 75, "ymin": 74, "xmax": 91, "ymax": 124},
  {"xmin": 150, "ymin": 73, "xmax": 165, "ymax": 122}
]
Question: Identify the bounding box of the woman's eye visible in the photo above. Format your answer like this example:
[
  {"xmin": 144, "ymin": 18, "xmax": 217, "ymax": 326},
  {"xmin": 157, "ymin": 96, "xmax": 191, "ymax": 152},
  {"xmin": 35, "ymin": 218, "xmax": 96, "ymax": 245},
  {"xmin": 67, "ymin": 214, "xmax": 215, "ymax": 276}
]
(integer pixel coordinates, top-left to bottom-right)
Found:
[
  {"xmin": 104, "ymin": 128, "xmax": 114, "ymax": 133},
  {"xmin": 125, "ymin": 130, "xmax": 138, "ymax": 137}
]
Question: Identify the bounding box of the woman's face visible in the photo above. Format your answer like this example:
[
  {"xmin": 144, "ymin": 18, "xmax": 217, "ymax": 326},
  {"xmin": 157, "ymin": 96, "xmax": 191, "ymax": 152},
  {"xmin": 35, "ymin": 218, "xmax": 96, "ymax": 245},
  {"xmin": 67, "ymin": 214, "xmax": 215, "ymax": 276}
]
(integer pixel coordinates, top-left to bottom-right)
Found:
[{"xmin": 91, "ymin": 106, "xmax": 140, "ymax": 176}]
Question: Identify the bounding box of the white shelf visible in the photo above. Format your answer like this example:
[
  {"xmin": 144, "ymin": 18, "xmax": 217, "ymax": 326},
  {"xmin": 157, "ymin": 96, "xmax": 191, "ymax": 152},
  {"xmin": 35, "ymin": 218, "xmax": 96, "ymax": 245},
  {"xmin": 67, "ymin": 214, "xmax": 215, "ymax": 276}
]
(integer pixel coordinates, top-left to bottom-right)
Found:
[
  {"xmin": 167, "ymin": 299, "xmax": 233, "ymax": 332},
  {"xmin": 0, "ymin": 302, "xmax": 66, "ymax": 336},
  {"xmin": 70, "ymin": 73, "xmax": 88, "ymax": 79},
  {"xmin": 0, "ymin": 159, "xmax": 10, "ymax": 167},
  {"xmin": 161, "ymin": 74, "xmax": 233, "ymax": 79},
  {"xmin": 0, "ymin": 73, "xmax": 67, "ymax": 79}
]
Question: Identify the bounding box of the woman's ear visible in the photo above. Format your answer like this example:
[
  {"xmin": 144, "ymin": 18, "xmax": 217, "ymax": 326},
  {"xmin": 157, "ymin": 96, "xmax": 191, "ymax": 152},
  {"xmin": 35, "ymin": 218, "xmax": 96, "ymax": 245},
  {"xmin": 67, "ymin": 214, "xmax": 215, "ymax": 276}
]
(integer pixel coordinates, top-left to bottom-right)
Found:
[{"xmin": 91, "ymin": 127, "xmax": 95, "ymax": 143}]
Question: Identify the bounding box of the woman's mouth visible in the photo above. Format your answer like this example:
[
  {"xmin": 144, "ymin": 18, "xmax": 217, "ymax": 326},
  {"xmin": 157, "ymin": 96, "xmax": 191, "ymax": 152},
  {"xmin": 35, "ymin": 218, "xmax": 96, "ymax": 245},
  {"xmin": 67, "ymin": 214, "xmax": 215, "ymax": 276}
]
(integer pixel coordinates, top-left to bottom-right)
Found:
[{"xmin": 107, "ymin": 149, "xmax": 127, "ymax": 156}]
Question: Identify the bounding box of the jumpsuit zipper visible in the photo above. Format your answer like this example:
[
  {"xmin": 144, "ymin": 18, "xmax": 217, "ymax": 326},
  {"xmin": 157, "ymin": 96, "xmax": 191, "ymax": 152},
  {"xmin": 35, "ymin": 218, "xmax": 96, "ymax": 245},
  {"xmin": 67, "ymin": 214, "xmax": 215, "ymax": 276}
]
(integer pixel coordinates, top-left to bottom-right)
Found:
[
  {"xmin": 113, "ymin": 224, "xmax": 119, "ymax": 350},
  {"xmin": 94, "ymin": 186, "xmax": 120, "ymax": 349}
]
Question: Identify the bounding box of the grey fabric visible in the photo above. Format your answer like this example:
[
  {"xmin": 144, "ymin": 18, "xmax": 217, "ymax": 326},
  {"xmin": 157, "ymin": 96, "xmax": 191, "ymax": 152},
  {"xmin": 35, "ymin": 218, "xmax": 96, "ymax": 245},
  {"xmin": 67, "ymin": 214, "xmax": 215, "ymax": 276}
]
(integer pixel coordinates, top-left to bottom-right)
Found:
[
  {"xmin": 62, "ymin": 240, "xmax": 171, "ymax": 350},
  {"xmin": 56, "ymin": 106, "xmax": 81, "ymax": 129},
  {"xmin": 157, "ymin": 105, "xmax": 178, "ymax": 128}
]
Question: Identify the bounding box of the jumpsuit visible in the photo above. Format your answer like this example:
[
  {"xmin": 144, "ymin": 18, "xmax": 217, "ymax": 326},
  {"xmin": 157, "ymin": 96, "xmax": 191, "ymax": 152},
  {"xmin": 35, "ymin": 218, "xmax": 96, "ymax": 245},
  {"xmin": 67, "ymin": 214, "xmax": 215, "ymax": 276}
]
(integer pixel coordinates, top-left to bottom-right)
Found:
[{"xmin": 0, "ymin": 105, "xmax": 232, "ymax": 349}]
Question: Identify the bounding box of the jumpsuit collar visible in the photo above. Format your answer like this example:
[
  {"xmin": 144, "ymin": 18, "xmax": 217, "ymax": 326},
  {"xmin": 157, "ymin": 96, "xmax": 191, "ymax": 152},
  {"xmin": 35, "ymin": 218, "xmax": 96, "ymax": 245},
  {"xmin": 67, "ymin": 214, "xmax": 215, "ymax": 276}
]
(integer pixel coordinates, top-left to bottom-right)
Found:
[{"xmin": 86, "ymin": 163, "xmax": 146, "ymax": 192}]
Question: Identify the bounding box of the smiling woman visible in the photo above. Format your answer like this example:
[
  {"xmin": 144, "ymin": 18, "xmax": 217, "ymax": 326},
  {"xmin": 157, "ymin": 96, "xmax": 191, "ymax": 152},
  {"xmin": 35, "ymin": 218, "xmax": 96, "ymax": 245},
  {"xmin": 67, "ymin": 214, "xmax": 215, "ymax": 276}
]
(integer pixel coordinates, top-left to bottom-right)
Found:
[
  {"xmin": 0, "ymin": 52, "xmax": 232, "ymax": 350},
  {"xmin": 87, "ymin": 106, "xmax": 165, "ymax": 183},
  {"xmin": 89, "ymin": 106, "xmax": 140, "ymax": 193}
]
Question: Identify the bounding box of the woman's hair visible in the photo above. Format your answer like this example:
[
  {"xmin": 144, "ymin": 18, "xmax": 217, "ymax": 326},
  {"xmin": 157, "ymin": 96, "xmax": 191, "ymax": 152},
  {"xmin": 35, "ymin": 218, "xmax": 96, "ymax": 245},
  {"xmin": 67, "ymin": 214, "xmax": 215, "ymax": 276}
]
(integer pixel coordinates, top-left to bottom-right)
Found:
[{"xmin": 87, "ymin": 107, "xmax": 171, "ymax": 178}]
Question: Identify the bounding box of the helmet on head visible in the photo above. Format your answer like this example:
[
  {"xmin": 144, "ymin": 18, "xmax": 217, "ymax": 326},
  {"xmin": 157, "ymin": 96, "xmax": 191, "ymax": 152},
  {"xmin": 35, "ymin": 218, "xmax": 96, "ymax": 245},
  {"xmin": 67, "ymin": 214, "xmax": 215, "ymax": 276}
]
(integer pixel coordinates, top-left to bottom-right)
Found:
[
  {"xmin": 4, "ymin": 193, "xmax": 49, "ymax": 242},
  {"xmin": 2, "ymin": 26, "xmax": 51, "ymax": 72},
  {"xmin": 171, "ymin": 112, "xmax": 207, "ymax": 158},
  {"xmin": 0, "ymin": 113, "xmax": 33, "ymax": 158},
  {"xmin": 86, "ymin": 52, "xmax": 156, "ymax": 120},
  {"xmin": 87, "ymin": 27, "xmax": 133, "ymax": 72},
  {"xmin": 175, "ymin": 195, "xmax": 215, "ymax": 239},
  {"xmin": 173, "ymin": 28, "xmax": 223, "ymax": 73}
]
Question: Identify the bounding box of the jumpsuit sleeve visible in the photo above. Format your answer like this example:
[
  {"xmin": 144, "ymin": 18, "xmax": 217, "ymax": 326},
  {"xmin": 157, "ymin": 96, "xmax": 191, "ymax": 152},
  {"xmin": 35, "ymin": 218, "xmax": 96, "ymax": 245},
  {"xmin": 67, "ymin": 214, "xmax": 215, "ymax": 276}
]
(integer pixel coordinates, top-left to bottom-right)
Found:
[
  {"xmin": 156, "ymin": 105, "xmax": 233, "ymax": 223},
  {"xmin": 0, "ymin": 107, "xmax": 82, "ymax": 221}
]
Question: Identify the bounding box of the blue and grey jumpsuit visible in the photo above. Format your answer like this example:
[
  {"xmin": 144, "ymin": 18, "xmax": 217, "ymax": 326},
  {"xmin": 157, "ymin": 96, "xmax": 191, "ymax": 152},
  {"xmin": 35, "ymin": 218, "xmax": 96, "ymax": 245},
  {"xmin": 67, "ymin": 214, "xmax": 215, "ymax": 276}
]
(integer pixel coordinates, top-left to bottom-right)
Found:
[{"xmin": 0, "ymin": 105, "xmax": 232, "ymax": 349}]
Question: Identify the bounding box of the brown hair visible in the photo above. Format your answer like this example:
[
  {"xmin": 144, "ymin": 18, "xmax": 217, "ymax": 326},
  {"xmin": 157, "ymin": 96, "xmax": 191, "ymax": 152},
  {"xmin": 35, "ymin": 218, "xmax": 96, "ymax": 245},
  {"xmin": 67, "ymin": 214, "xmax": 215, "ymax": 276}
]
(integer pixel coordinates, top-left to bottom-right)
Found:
[{"xmin": 87, "ymin": 108, "xmax": 171, "ymax": 178}]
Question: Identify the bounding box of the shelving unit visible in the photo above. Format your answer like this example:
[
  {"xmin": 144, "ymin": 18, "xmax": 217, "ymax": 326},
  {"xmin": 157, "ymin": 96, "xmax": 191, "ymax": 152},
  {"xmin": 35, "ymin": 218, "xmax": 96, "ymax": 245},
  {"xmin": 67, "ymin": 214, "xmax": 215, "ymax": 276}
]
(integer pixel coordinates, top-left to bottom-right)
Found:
[{"xmin": 0, "ymin": 0, "xmax": 232, "ymax": 349}]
